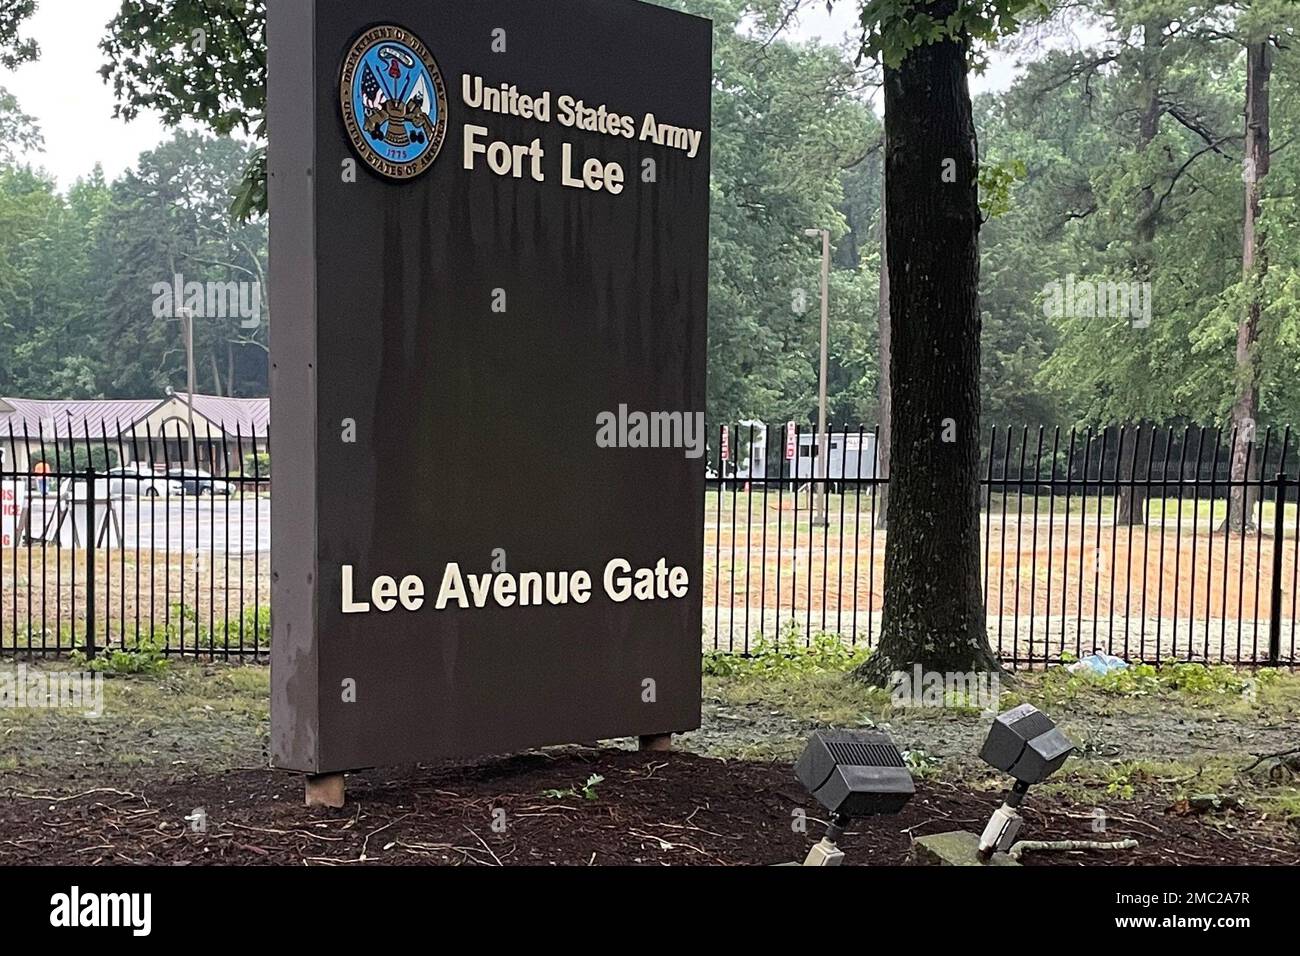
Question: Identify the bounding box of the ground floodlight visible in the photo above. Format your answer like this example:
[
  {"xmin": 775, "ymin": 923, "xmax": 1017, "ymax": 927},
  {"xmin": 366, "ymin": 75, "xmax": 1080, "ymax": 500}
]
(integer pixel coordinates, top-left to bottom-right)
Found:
[
  {"xmin": 797, "ymin": 729, "xmax": 916, "ymax": 817},
  {"xmin": 980, "ymin": 703, "xmax": 1074, "ymax": 785},
  {"xmin": 792, "ymin": 730, "xmax": 915, "ymax": 866},
  {"xmin": 976, "ymin": 704, "xmax": 1075, "ymax": 859}
]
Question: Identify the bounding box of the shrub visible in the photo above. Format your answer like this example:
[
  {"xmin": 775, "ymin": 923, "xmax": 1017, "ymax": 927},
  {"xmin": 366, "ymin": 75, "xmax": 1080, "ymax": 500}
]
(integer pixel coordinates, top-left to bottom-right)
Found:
[
  {"xmin": 703, "ymin": 623, "xmax": 868, "ymax": 677},
  {"xmin": 69, "ymin": 632, "xmax": 169, "ymax": 675},
  {"xmin": 242, "ymin": 451, "xmax": 270, "ymax": 478}
]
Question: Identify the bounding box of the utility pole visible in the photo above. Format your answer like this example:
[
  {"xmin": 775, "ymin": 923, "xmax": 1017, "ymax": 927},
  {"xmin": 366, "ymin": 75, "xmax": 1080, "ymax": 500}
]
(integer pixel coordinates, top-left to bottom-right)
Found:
[{"xmin": 805, "ymin": 228, "xmax": 831, "ymax": 527}]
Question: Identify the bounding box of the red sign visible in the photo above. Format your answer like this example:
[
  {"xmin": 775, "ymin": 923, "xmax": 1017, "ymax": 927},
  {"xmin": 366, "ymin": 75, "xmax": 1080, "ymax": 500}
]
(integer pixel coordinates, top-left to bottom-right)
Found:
[
  {"xmin": 785, "ymin": 422, "xmax": 797, "ymax": 461},
  {"xmin": 720, "ymin": 426, "xmax": 730, "ymax": 462}
]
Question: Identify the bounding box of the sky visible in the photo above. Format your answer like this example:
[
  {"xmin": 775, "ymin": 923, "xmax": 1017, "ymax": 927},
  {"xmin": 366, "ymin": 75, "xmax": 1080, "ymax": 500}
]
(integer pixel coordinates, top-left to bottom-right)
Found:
[
  {"xmin": 3, "ymin": 0, "xmax": 167, "ymax": 188},
  {"xmin": 0, "ymin": 0, "xmax": 1069, "ymax": 191}
]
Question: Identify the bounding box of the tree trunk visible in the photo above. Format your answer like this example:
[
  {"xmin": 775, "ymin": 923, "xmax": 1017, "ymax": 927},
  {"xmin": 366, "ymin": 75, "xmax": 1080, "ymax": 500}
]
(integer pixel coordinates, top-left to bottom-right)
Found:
[
  {"xmin": 209, "ymin": 352, "xmax": 223, "ymax": 397},
  {"xmin": 855, "ymin": 20, "xmax": 995, "ymax": 685},
  {"xmin": 1116, "ymin": 23, "xmax": 1162, "ymax": 525},
  {"xmin": 1115, "ymin": 423, "xmax": 1150, "ymax": 526},
  {"xmin": 875, "ymin": 156, "xmax": 891, "ymax": 529},
  {"xmin": 1133, "ymin": 22, "xmax": 1161, "ymax": 272},
  {"xmin": 1223, "ymin": 39, "xmax": 1271, "ymax": 534}
]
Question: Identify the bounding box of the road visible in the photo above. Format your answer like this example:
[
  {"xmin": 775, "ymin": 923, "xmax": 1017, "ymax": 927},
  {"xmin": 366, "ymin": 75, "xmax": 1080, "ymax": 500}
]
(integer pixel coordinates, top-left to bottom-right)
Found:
[{"xmin": 25, "ymin": 496, "xmax": 271, "ymax": 554}]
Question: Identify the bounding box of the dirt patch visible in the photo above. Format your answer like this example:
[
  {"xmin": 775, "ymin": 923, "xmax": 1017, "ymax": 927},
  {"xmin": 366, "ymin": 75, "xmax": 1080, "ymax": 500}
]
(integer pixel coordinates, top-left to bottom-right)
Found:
[
  {"xmin": 0, "ymin": 749, "xmax": 1293, "ymax": 866},
  {"xmin": 703, "ymin": 496, "xmax": 1298, "ymax": 647}
]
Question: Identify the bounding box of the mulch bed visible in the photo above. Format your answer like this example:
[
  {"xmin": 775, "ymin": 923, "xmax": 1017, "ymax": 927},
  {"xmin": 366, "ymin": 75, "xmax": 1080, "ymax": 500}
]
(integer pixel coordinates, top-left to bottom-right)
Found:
[{"xmin": 1, "ymin": 749, "xmax": 1294, "ymax": 865}]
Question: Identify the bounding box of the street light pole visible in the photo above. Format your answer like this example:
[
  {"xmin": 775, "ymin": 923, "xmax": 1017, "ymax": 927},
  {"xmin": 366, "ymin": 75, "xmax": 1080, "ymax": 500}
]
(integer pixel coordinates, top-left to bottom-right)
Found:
[
  {"xmin": 805, "ymin": 228, "xmax": 831, "ymax": 527},
  {"xmin": 177, "ymin": 308, "xmax": 198, "ymax": 468}
]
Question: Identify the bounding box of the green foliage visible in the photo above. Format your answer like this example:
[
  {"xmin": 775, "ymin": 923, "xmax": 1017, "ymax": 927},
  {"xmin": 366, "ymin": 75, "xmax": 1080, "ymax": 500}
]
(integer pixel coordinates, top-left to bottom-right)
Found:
[
  {"xmin": 0, "ymin": 0, "xmax": 38, "ymax": 69},
  {"xmin": 661, "ymin": 0, "xmax": 882, "ymax": 425},
  {"xmin": 230, "ymin": 146, "xmax": 266, "ymax": 223},
  {"xmin": 1005, "ymin": 660, "xmax": 1280, "ymax": 707},
  {"xmin": 0, "ymin": 0, "xmax": 1293, "ymax": 434},
  {"xmin": 0, "ymin": 88, "xmax": 40, "ymax": 163},
  {"xmin": 857, "ymin": 0, "xmax": 1049, "ymax": 68},
  {"xmin": 1257, "ymin": 787, "xmax": 1300, "ymax": 827},
  {"xmin": 65, "ymin": 442, "xmax": 119, "ymax": 474},
  {"xmin": 1102, "ymin": 763, "xmax": 1142, "ymax": 799},
  {"xmin": 170, "ymin": 602, "xmax": 270, "ymax": 650},
  {"xmin": 242, "ymin": 451, "xmax": 270, "ymax": 479},
  {"xmin": 901, "ymin": 748, "xmax": 943, "ymax": 777},
  {"xmin": 91, "ymin": 0, "xmax": 879, "ymax": 425},
  {"xmin": 1159, "ymin": 661, "xmax": 1273, "ymax": 694},
  {"xmin": 215, "ymin": 605, "xmax": 271, "ymax": 649},
  {"xmin": 703, "ymin": 624, "xmax": 869, "ymax": 677},
  {"xmin": 69, "ymin": 632, "xmax": 170, "ymax": 676},
  {"xmin": 0, "ymin": 132, "xmax": 267, "ymax": 398},
  {"xmin": 543, "ymin": 773, "xmax": 605, "ymax": 801},
  {"xmin": 100, "ymin": 0, "xmax": 266, "ymax": 221},
  {"xmin": 988, "ymin": 2, "xmax": 1300, "ymax": 429},
  {"xmin": 978, "ymin": 158, "xmax": 1026, "ymax": 220}
]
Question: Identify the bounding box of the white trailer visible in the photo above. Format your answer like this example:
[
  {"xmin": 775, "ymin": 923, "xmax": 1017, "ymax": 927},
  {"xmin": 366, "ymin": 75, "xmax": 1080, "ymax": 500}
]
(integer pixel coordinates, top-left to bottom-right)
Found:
[{"xmin": 735, "ymin": 426, "xmax": 882, "ymax": 485}]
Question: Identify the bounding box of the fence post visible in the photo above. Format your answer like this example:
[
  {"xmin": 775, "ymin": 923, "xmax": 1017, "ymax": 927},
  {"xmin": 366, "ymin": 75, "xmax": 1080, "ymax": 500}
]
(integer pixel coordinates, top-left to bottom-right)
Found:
[
  {"xmin": 1268, "ymin": 472, "xmax": 1285, "ymax": 665},
  {"xmin": 85, "ymin": 467, "xmax": 97, "ymax": 660}
]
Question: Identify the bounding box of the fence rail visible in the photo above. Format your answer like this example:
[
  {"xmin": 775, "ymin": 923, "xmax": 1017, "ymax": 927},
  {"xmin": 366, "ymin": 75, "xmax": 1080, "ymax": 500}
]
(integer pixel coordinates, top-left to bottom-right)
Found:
[
  {"xmin": 2, "ymin": 420, "xmax": 1296, "ymax": 666},
  {"xmin": 2, "ymin": 419, "xmax": 270, "ymax": 660}
]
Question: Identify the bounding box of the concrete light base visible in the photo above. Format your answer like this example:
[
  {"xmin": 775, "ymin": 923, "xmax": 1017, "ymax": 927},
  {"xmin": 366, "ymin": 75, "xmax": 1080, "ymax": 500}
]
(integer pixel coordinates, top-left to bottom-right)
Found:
[
  {"xmin": 912, "ymin": 830, "xmax": 1021, "ymax": 866},
  {"xmin": 305, "ymin": 772, "xmax": 346, "ymax": 808}
]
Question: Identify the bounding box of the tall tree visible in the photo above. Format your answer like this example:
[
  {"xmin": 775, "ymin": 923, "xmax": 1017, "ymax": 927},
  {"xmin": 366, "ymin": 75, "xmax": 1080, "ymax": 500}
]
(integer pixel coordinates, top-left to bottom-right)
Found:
[
  {"xmin": 0, "ymin": 165, "xmax": 103, "ymax": 396},
  {"xmin": 1027, "ymin": 9, "xmax": 1243, "ymax": 429},
  {"xmin": 1217, "ymin": 2, "xmax": 1294, "ymax": 531},
  {"xmin": 0, "ymin": 133, "xmax": 268, "ymax": 399},
  {"xmin": 94, "ymin": 133, "xmax": 269, "ymax": 398},
  {"xmin": 684, "ymin": 0, "xmax": 879, "ymax": 426},
  {"xmin": 1114, "ymin": 18, "xmax": 1168, "ymax": 526},
  {"xmin": 852, "ymin": 0, "xmax": 1043, "ymax": 684},
  {"xmin": 1030, "ymin": 4, "xmax": 1184, "ymax": 525}
]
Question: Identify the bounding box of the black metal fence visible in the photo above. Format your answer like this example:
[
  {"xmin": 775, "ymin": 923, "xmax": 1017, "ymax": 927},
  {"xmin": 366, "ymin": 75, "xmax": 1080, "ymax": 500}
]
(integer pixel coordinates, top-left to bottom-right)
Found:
[
  {"xmin": 706, "ymin": 422, "xmax": 1298, "ymax": 667},
  {"xmin": 2, "ymin": 420, "xmax": 1296, "ymax": 666},
  {"xmin": 2, "ymin": 420, "xmax": 270, "ymax": 660}
]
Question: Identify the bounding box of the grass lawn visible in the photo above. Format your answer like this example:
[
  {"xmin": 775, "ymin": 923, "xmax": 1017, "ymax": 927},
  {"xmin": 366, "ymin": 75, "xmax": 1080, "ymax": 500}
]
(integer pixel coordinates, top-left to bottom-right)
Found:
[{"xmin": 2, "ymin": 653, "xmax": 1296, "ymax": 828}]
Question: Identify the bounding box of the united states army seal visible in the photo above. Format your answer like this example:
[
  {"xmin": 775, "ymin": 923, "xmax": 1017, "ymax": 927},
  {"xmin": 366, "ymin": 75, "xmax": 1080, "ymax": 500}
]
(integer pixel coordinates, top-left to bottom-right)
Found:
[{"xmin": 340, "ymin": 25, "xmax": 448, "ymax": 181}]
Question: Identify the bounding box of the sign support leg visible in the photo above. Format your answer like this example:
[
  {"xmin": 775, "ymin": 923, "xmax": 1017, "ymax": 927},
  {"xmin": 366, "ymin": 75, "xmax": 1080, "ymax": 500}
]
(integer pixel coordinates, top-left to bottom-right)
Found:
[{"xmin": 305, "ymin": 773, "xmax": 346, "ymax": 808}]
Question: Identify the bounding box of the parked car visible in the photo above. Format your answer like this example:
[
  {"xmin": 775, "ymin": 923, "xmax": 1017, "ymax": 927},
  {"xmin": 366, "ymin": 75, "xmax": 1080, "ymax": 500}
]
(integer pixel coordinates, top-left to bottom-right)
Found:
[
  {"xmin": 106, "ymin": 466, "xmax": 185, "ymax": 498},
  {"xmin": 167, "ymin": 468, "xmax": 234, "ymax": 496}
]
